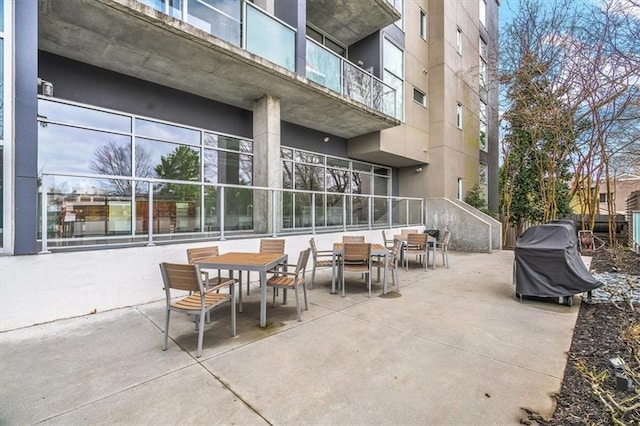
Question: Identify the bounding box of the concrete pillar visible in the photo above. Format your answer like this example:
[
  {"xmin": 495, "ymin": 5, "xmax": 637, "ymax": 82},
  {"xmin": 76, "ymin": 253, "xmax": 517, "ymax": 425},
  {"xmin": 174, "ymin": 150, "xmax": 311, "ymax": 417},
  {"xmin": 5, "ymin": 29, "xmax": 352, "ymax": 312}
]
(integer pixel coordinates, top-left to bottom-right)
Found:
[{"xmin": 252, "ymin": 94, "xmax": 281, "ymax": 234}]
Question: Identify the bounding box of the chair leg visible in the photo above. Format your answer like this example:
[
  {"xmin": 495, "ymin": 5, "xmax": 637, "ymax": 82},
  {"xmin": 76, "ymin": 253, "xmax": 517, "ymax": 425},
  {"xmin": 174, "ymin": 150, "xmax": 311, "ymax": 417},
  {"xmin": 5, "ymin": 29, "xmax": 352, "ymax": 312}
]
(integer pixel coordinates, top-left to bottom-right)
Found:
[
  {"xmin": 367, "ymin": 271, "xmax": 371, "ymax": 298},
  {"xmin": 303, "ymin": 283, "xmax": 308, "ymax": 311},
  {"xmin": 272, "ymin": 286, "xmax": 277, "ymax": 307},
  {"xmin": 341, "ymin": 266, "xmax": 346, "ymax": 298},
  {"xmin": 230, "ymin": 285, "xmax": 236, "ymax": 337},
  {"xmin": 238, "ymin": 275, "xmax": 243, "ymax": 313},
  {"xmin": 294, "ymin": 285, "xmax": 301, "ymax": 321},
  {"xmin": 163, "ymin": 309, "xmax": 170, "ymax": 351},
  {"xmin": 196, "ymin": 311, "xmax": 206, "ymax": 358},
  {"xmin": 246, "ymin": 271, "xmax": 250, "ymax": 295},
  {"xmin": 311, "ymin": 266, "xmax": 316, "ymax": 289}
]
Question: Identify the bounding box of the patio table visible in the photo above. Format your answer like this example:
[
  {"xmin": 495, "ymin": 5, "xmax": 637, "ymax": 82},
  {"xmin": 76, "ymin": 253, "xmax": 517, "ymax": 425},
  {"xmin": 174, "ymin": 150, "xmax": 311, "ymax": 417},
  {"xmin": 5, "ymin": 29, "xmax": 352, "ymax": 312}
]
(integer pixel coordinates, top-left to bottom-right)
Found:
[
  {"xmin": 331, "ymin": 243, "xmax": 390, "ymax": 295},
  {"xmin": 197, "ymin": 252, "xmax": 287, "ymax": 328}
]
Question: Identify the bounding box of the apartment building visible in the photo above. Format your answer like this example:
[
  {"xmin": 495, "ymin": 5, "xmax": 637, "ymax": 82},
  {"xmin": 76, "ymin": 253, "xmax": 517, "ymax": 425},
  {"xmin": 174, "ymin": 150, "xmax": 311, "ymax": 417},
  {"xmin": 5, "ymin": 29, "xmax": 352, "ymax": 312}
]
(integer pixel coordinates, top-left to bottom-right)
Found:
[{"xmin": 0, "ymin": 0, "xmax": 499, "ymax": 329}]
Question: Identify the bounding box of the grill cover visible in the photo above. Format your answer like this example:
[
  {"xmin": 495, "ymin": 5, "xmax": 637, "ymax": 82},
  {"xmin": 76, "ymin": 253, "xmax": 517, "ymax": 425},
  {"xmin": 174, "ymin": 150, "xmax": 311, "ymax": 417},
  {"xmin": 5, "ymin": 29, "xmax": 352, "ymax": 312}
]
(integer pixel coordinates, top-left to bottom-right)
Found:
[{"xmin": 514, "ymin": 223, "xmax": 602, "ymax": 297}]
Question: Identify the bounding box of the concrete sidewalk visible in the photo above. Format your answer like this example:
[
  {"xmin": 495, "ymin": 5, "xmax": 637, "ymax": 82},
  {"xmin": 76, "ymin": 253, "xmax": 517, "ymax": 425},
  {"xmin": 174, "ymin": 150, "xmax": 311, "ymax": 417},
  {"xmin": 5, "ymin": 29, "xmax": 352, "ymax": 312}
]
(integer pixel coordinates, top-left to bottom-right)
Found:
[{"xmin": 0, "ymin": 250, "xmax": 581, "ymax": 425}]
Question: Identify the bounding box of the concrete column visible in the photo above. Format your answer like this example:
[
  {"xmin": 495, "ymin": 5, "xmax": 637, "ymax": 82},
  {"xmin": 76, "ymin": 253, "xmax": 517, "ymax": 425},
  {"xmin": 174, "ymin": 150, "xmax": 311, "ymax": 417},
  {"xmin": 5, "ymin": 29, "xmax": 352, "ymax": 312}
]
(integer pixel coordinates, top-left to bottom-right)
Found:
[{"xmin": 252, "ymin": 94, "xmax": 281, "ymax": 234}]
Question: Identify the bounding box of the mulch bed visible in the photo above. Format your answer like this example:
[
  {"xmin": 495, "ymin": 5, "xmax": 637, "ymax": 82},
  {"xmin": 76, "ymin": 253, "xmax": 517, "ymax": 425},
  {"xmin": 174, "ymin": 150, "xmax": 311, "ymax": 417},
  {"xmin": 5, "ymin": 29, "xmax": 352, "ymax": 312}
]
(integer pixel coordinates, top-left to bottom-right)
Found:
[{"xmin": 523, "ymin": 248, "xmax": 640, "ymax": 425}]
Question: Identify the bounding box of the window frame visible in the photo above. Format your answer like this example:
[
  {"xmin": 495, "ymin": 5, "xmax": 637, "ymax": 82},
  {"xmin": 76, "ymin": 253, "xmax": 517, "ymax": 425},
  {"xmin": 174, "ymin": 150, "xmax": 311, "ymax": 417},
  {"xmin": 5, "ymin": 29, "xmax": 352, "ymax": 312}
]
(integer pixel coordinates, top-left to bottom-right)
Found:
[
  {"xmin": 419, "ymin": 9, "xmax": 427, "ymax": 40},
  {"xmin": 413, "ymin": 88, "xmax": 427, "ymax": 107},
  {"xmin": 456, "ymin": 102, "xmax": 463, "ymax": 129},
  {"xmin": 456, "ymin": 27, "xmax": 463, "ymax": 55}
]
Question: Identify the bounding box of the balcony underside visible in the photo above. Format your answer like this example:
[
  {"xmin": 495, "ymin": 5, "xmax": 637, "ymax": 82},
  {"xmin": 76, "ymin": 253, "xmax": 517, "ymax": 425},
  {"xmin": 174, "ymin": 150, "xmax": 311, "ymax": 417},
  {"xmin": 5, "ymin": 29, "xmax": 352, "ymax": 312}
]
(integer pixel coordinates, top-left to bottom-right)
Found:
[
  {"xmin": 38, "ymin": 0, "xmax": 400, "ymax": 139},
  {"xmin": 306, "ymin": 0, "xmax": 401, "ymax": 46}
]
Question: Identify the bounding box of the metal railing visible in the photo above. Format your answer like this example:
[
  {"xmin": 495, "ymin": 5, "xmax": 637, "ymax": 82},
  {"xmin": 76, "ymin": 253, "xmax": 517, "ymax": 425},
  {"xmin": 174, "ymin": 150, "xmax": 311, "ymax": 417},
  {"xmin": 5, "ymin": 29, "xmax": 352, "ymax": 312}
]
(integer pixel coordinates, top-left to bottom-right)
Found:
[{"xmin": 39, "ymin": 172, "xmax": 424, "ymax": 252}]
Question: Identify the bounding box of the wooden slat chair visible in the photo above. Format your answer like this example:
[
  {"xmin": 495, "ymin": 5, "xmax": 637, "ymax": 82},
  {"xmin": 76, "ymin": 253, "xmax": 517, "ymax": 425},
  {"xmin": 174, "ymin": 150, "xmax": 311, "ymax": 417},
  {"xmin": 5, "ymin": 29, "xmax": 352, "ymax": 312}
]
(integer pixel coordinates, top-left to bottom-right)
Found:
[
  {"xmin": 244, "ymin": 239, "xmax": 286, "ymax": 295},
  {"xmin": 401, "ymin": 228, "xmax": 418, "ymax": 235},
  {"xmin": 159, "ymin": 262, "xmax": 236, "ymax": 358},
  {"xmin": 343, "ymin": 235, "xmax": 366, "ymax": 243},
  {"xmin": 404, "ymin": 233, "xmax": 428, "ymax": 271},
  {"xmin": 309, "ymin": 237, "xmax": 333, "ymax": 289},
  {"xmin": 435, "ymin": 229, "xmax": 451, "ymax": 268},
  {"xmin": 187, "ymin": 246, "xmax": 242, "ymax": 313},
  {"xmin": 372, "ymin": 239, "xmax": 403, "ymax": 290},
  {"xmin": 267, "ymin": 248, "xmax": 311, "ymax": 321},
  {"xmin": 341, "ymin": 243, "xmax": 372, "ymax": 298},
  {"xmin": 381, "ymin": 230, "xmax": 395, "ymax": 250}
]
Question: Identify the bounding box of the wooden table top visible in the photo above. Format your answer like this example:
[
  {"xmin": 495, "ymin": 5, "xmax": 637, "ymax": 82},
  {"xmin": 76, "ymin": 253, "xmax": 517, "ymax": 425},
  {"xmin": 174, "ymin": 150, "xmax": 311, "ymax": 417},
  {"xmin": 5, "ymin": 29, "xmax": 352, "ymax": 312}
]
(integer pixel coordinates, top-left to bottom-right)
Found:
[{"xmin": 196, "ymin": 252, "xmax": 287, "ymax": 269}]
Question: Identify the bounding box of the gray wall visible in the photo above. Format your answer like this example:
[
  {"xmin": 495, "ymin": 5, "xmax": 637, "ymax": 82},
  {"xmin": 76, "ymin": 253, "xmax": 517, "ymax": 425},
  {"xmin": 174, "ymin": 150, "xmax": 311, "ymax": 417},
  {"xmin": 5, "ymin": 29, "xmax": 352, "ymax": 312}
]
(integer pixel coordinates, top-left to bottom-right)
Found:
[{"xmin": 14, "ymin": 1, "xmax": 39, "ymax": 255}]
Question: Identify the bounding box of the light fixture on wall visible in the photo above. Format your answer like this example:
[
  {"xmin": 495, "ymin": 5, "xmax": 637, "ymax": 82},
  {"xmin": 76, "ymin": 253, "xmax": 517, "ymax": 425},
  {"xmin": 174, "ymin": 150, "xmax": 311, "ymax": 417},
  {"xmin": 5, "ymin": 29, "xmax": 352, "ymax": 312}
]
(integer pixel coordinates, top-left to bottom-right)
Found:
[
  {"xmin": 323, "ymin": 136, "xmax": 330, "ymax": 143},
  {"xmin": 416, "ymin": 167, "xmax": 423, "ymax": 173},
  {"xmin": 38, "ymin": 78, "xmax": 54, "ymax": 97}
]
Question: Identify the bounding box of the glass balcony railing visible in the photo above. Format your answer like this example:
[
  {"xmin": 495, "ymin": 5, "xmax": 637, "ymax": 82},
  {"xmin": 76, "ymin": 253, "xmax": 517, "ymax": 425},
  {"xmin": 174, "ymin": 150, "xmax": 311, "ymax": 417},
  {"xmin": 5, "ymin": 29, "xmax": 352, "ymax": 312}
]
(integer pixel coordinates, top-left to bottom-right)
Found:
[
  {"xmin": 37, "ymin": 172, "xmax": 423, "ymax": 251},
  {"xmin": 306, "ymin": 38, "xmax": 397, "ymax": 117}
]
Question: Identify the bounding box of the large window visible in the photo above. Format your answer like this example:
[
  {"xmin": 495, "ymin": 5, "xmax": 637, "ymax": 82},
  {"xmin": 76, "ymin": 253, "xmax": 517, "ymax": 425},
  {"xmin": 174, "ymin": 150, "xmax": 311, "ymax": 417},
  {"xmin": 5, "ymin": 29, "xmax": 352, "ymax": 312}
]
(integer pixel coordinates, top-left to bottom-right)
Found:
[
  {"xmin": 479, "ymin": 0, "xmax": 486, "ymax": 28},
  {"xmin": 37, "ymin": 99, "xmax": 253, "ymax": 242},
  {"xmin": 281, "ymin": 147, "xmax": 391, "ymax": 229},
  {"xmin": 391, "ymin": 0, "xmax": 403, "ymax": 30},
  {"xmin": 383, "ymin": 37, "xmax": 404, "ymax": 121}
]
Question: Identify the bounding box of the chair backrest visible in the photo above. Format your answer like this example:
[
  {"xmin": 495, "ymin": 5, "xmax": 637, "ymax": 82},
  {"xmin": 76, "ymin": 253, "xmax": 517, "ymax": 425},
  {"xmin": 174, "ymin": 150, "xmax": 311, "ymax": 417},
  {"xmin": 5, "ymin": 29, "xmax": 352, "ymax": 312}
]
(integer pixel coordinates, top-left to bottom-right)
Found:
[
  {"xmin": 390, "ymin": 239, "xmax": 403, "ymax": 262},
  {"xmin": 401, "ymin": 228, "xmax": 418, "ymax": 235},
  {"xmin": 441, "ymin": 230, "xmax": 451, "ymax": 246},
  {"xmin": 343, "ymin": 235, "xmax": 365, "ymax": 244},
  {"xmin": 160, "ymin": 262, "xmax": 202, "ymax": 293},
  {"xmin": 186, "ymin": 246, "xmax": 220, "ymax": 264},
  {"xmin": 382, "ymin": 230, "xmax": 390, "ymax": 241},
  {"xmin": 260, "ymin": 239, "xmax": 286, "ymax": 253},
  {"xmin": 407, "ymin": 233, "xmax": 427, "ymax": 246},
  {"xmin": 296, "ymin": 248, "xmax": 311, "ymax": 274},
  {"xmin": 343, "ymin": 243, "xmax": 371, "ymax": 264}
]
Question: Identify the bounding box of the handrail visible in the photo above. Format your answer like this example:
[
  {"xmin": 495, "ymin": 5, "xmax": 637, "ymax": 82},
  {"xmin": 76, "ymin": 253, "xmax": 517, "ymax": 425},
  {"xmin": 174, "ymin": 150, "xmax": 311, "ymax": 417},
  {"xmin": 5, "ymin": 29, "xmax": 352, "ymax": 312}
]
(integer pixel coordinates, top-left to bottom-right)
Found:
[{"xmin": 39, "ymin": 172, "xmax": 424, "ymax": 252}]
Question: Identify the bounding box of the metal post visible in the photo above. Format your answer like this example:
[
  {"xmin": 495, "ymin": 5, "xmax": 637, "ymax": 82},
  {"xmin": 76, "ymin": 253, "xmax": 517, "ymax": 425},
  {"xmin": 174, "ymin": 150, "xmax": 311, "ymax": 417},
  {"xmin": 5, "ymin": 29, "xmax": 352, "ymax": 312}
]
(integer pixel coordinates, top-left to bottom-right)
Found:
[
  {"xmin": 388, "ymin": 197, "xmax": 393, "ymax": 229},
  {"xmin": 406, "ymin": 199, "xmax": 410, "ymax": 226},
  {"xmin": 147, "ymin": 182, "xmax": 155, "ymax": 246},
  {"xmin": 368, "ymin": 196, "xmax": 372, "ymax": 230},
  {"xmin": 39, "ymin": 175, "xmax": 50, "ymax": 254},
  {"xmin": 342, "ymin": 194, "xmax": 347, "ymax": 232},
  {"xmin": 311, "ymin": 193, "xmax": 316, "ymax": 234},
  {"xmin": 271, "ymin": 189, "xmax": 277, "ymax": 237},
  {"xmin": 219, "ymin": 186, "xmax": 225, "ymax": 240}
]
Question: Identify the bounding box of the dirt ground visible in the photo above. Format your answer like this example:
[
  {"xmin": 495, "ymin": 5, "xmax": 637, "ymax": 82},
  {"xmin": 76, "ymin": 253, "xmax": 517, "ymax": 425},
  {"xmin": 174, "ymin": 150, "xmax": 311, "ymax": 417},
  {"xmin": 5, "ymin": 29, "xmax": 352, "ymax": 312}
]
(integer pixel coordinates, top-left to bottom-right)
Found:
[{"xmin": 523, "ymin": 248, "xmax": 640, "ymax": 425}]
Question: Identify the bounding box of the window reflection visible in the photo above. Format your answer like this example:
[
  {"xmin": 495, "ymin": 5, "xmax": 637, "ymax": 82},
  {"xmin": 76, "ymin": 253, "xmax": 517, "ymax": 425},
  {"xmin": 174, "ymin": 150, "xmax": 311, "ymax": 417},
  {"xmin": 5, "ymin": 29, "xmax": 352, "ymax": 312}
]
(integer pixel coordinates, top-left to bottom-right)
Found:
[
  {"xmin": 135, "ymin": 118, "xmax": 199, "ymax": 145},
  {"xmin": 136, "ymin": 138, "xmax": 200, "ymax": 181},
  {"xmin": 39, "ymin": 99, "xmax": 131, "ymax": 132},
  {"xmin": 39, "ymin": 123, "xmax": 132, "ymax": 175}
]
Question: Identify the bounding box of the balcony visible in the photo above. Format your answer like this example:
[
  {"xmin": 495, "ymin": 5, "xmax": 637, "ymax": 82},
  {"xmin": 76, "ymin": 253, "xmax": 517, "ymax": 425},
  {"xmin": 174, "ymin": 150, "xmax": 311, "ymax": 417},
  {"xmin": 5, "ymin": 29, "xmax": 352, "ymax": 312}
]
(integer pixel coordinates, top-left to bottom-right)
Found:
[
  {"xmin": 306, "ymin": 0, "xmax": 401, "ymax": 46},
  {"xmin": 38, "ymin": 0, "xmax": 400, "ymax": 139}
]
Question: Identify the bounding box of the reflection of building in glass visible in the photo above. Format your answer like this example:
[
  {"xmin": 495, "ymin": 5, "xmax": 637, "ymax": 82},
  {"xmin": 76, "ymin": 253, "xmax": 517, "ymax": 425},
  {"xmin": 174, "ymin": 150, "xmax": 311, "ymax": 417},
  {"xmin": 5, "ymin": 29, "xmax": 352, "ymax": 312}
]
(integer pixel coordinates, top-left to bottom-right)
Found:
[{"xmin": 3, "ymin": 0, "xmax": 499, "ymax": 255}]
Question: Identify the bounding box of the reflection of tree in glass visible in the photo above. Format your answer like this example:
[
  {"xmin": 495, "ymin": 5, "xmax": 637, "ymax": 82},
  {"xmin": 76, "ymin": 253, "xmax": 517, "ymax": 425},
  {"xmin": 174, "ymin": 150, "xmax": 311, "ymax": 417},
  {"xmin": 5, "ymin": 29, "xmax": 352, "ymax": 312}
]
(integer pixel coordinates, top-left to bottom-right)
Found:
[
  {"xmin": 90, "ymin": 141, "xmax": 153, "ymax": 195},
  {"xmin": 154, "ymin": 145, "xmax": 200, "ymax": 198}
]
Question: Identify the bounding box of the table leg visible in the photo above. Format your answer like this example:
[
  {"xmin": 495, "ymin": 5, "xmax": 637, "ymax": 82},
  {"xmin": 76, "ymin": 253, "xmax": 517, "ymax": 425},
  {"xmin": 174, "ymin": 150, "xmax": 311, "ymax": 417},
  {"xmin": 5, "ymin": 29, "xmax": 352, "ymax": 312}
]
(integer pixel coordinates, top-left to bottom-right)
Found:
[
  {"xmin": 260, "ymin": 270, "xmax": 267, "ymax": 327},
  {"xmin": 383, "ymin": 251, "xmax": 388, "ymax": 295},
  {"xmin": 331, "ymin": 253, "xmax": 337, "ymax": 294}
]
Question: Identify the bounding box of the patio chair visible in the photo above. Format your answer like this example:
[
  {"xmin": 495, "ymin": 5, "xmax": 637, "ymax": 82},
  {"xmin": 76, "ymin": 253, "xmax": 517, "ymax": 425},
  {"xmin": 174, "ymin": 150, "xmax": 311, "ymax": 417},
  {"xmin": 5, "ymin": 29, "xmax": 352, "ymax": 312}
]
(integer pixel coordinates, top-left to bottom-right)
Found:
[
  {"xmin": 267, "ymin": 248, "xmax": 310, "ymax": 321},
  {"xmin": 186, "ymin": 246, "xmax": 236, "ymax": 289},
  {"xmin": 372, "ymin": 239, "xmax": 403, "ymax": 290},
  {"xmin": 341, "ymin": 243, "xmax": 372, "ymax": 298},
  {"xmin": 187, "ymin": 245, "xmax": 240, "ymax": 317},
  {"xmin": 342, "ymin": 235, "xmax": 365, "ymax": 243},
  {"xmin": 159, "ymin": 262, "xmax": 236, "ymax": 358},
  {"xmin": 435, "ymin": 229, "xmax": 451, "ymax": 268},
  {"xmin": 309, "ymin": 237, "xmax": 333, "ymax": 289},
  {"xmin": 381, "ymin": 230, "xmax": 395, "ymax": 250},
  {"xmin": 404, "ymin": 233, "xmax": 428, "ymax": 271},
  {"xmin": 245, "ymin": 239, "xmax": 286, "ymax": 295}
]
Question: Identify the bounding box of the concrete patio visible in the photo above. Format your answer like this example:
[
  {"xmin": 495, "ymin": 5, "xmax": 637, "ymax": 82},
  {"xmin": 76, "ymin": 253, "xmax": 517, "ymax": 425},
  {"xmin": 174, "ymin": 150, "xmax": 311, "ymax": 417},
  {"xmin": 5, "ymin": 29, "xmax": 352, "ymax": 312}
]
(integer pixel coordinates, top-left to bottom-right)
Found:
[{"xmin": 0, "ymin": 250, "xmax": 582, "ymax": 425}]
